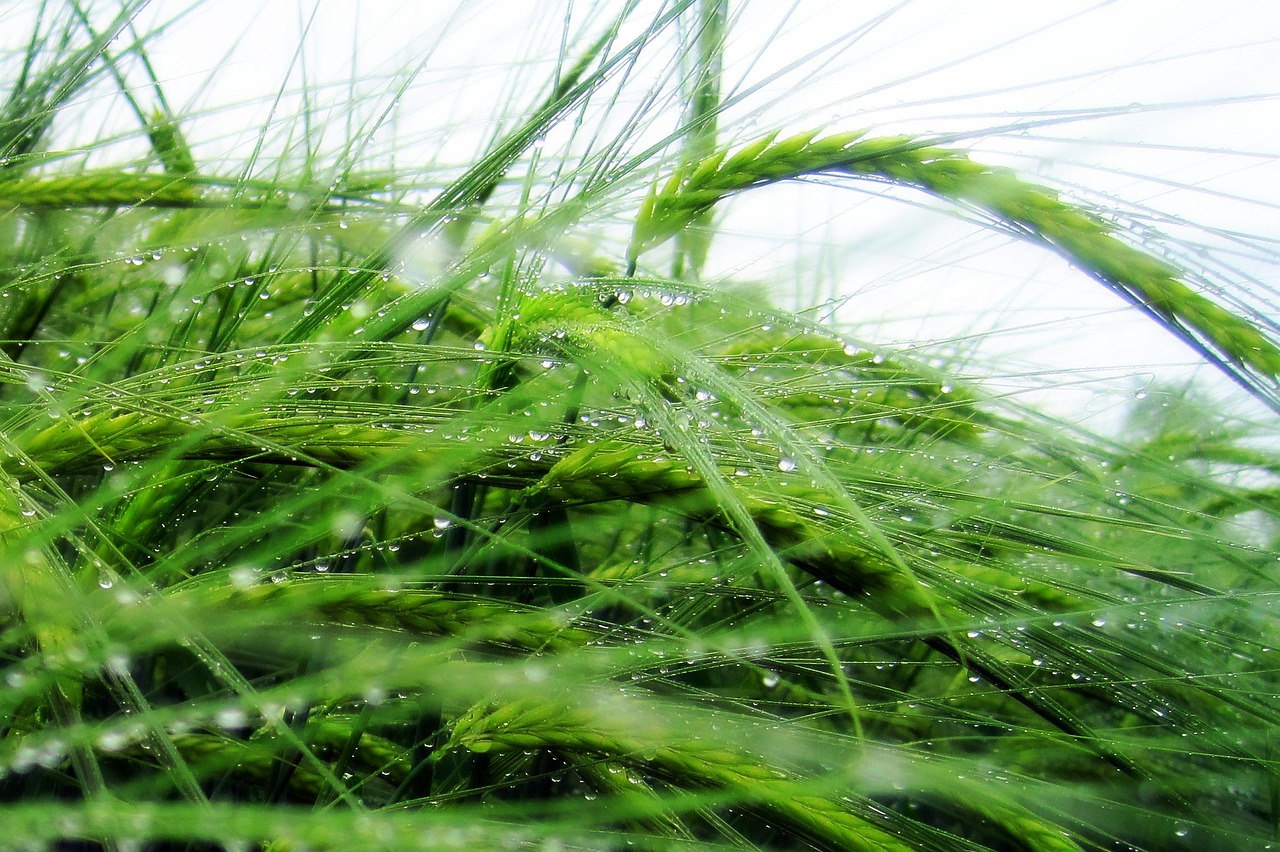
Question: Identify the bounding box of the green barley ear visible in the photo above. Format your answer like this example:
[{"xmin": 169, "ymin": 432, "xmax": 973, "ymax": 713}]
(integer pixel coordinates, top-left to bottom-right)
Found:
[
  {"xmin": 504, "ymin": 288, "xmax": 674, "ymax": 381},
  {"xmin": 716, "ymin": 327, "xmax": 986, "ymax": 441},
  {"xmin": 143, "ymin": 579, "xmax": 593, "ymax": 654},
  {"xmin": 629, "ymin": 131, "xmax": 1280, "ymax": 408},
  {"xmin": 0, "ymin": 473, "xmax": 83, "ymax": 687},
  {"xmin": 446, "ymin": 697, "xmax": 918, "ymax": 852},
  {"xmin": 531, "ymin": 440, "xmax": 934, "ymax": 617},
  {"xmin": 145, "ymin": 108, "xmax": 197, "ymax": 176},
  {"xmin": 0, "ymin": 170, "xmax": 199, "ymax": 208}
]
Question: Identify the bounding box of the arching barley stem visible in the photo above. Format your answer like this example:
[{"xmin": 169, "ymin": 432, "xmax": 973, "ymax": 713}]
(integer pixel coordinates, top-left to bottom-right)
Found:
[{"xmin": 630, "ymin": 131, "xmax": 1280, "ymax": 397}]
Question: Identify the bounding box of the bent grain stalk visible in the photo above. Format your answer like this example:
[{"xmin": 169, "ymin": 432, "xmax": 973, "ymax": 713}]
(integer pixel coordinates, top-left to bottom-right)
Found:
[{"xmin": 630, "ymin": 131, "xmax": 1280, "ymax": 407}]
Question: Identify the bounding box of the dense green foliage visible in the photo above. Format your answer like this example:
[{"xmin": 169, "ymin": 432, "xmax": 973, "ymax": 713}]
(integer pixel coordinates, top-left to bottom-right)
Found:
[{"xmin": 2, "ymin": 3, "xmax": 1278, "ymax": 849}]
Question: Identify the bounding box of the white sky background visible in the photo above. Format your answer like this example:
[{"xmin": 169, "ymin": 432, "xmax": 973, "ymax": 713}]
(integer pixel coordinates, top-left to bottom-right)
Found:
[{"xmin": 11, "ymin": 1, "xmax": 1280, "ymax": 431}]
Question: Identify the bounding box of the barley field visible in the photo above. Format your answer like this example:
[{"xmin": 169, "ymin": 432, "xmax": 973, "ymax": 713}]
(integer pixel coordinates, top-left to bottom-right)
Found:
[{"xmin": 2, "ymin": 2, "xmax": 1278, "ymax": 849}]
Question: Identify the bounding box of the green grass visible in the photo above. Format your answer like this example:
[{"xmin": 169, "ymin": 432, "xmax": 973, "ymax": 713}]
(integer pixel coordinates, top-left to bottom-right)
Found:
[{"xmin": 2, "ymin": 2, "xmax": 1278, "ymax": 849}]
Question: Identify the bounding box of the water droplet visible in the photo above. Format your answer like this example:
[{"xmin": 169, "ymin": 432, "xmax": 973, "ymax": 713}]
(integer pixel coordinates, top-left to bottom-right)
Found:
[
  {"xmin": 332, "ymin": 511, "xmax": 363, "ymax": 539},
  {"xmin": 229, "ymin": 566, "xmax": 259, "ymax": 589},
  {"xmin": 97, "ymin": 730, "xmax": 129, "ymax": 752},
  {"xmin": 215, "ymin": 707, "xmax": 248, "ymax": 730}
]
